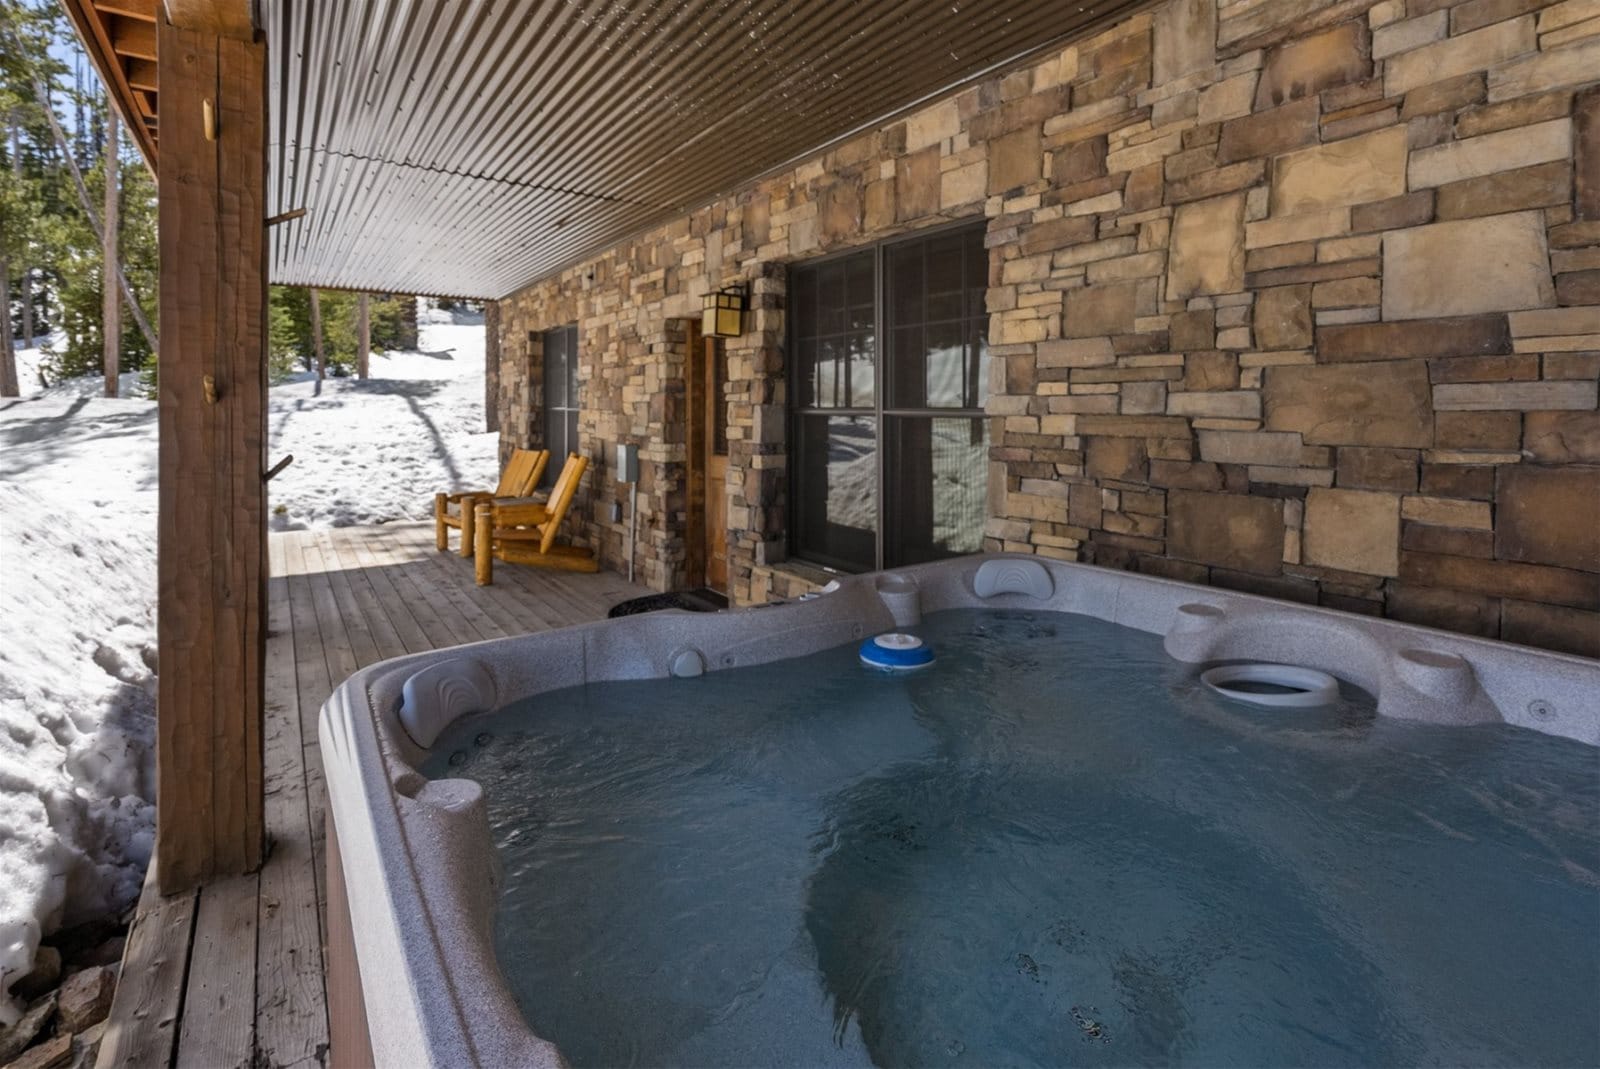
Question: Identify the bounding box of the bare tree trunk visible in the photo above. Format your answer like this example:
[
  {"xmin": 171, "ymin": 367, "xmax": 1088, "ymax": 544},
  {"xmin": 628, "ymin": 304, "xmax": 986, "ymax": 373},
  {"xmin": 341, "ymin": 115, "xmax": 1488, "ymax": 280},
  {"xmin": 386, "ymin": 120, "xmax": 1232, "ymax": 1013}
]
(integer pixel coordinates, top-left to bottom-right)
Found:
[
  {"xmin": 11, "ymin": 114, "xmax": 31, "ymax": 348},
  {"xmin": 356, "ymin": 292, "xmax": 369, "ymax": 379},
  {"xmin": 309, "ymin": 286, "xmax": 325, "ymax": 380},
  {"xmin": 0, "ymin": 257, "xmax": 17, "ymax": 397},
  {"xmin": 0, "ymin": 15, "xmax": 157, "ymax": 354},
  {"xmin": 102, "ymin": 101, "xmax": 120, "ymax": 397}
]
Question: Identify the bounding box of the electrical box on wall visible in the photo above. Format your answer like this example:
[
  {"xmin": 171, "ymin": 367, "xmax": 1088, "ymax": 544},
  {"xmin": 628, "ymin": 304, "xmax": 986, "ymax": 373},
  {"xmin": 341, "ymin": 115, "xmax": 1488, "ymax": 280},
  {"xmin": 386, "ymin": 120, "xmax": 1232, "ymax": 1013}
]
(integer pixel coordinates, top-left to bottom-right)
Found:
[{"xmin": 615, "ymin": 442, "xmax": 639, "ymax": 484}]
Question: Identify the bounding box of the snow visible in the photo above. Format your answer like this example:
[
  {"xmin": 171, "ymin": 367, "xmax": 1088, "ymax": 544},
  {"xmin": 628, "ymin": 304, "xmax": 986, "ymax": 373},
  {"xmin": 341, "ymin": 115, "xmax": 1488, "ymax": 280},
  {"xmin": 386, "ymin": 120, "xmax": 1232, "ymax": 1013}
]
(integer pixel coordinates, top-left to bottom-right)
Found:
[{"xmin": 0, "ymin": 303, "xmax": 494, "ymax": 1024}]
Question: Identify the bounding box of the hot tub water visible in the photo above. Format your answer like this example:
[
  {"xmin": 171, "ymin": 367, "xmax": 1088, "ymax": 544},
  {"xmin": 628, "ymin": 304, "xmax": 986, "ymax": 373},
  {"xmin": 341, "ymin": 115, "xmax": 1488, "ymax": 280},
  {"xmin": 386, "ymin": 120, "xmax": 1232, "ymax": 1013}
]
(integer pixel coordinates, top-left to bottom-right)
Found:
[{"xmin": 421, "ymin": 609, "xmax": 1600, "ymax": 1068}]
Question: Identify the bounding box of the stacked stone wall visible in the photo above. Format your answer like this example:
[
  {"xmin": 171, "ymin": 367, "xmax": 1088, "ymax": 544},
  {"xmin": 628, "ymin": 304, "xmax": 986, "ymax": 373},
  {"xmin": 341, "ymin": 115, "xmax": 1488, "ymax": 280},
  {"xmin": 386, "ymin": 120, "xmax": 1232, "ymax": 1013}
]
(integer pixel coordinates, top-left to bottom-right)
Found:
[{"xmin": 497, "ymin": 0, "xmax": 1600, "ymax": 653}]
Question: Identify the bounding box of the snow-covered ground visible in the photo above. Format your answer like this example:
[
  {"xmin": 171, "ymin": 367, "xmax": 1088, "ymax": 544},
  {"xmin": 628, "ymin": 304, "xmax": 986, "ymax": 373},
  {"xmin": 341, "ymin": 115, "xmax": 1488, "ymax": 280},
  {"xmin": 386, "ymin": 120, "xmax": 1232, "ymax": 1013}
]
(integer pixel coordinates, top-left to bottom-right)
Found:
[{"xmin": 0, "ymin": 303, "xmax": 495, "ymax": 1024}]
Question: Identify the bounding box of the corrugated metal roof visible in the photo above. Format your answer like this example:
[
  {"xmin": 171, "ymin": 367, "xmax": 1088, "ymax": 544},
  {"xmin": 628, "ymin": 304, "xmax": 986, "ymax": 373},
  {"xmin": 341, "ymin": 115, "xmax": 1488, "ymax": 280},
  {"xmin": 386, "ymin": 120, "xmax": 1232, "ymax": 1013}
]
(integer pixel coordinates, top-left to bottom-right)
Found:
[{"xmin": 264, "ymin": 0, "xmax": 1149, "ymax": 299}]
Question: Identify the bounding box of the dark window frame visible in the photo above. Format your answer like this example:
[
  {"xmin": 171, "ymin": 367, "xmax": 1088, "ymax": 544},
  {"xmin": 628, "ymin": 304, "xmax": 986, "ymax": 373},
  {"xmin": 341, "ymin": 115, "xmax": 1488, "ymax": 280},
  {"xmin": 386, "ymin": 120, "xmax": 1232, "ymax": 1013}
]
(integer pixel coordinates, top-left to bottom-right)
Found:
[
  {"xmin": 539, "ymin": 324, "xmax": 580, "ymax": 488},
  {"xmin": 788, "ymin": 219, "xmax": 989, "ymax": 573}
]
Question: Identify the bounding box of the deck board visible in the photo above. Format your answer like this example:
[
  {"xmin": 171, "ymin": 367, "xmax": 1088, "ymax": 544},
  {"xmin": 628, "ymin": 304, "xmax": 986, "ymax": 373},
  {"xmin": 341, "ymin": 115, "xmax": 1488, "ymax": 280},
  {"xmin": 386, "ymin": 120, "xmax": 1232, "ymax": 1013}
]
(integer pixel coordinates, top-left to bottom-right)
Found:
[{"xmin": 102, "ymin": 521, "xmax": 649, "ymax": 1068}]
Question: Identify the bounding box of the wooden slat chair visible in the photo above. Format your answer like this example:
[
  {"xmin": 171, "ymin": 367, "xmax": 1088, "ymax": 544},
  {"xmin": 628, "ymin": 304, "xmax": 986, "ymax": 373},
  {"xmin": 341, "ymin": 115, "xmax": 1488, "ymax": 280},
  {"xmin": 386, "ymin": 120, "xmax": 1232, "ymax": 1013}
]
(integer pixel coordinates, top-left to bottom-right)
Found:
[
  {"xmin": 474, "ymin": 452, "xmax": 597, "ymax": 584},
  {"xmin": 434, "ymin": 447, "xmax": 549, "ymax": 558}
]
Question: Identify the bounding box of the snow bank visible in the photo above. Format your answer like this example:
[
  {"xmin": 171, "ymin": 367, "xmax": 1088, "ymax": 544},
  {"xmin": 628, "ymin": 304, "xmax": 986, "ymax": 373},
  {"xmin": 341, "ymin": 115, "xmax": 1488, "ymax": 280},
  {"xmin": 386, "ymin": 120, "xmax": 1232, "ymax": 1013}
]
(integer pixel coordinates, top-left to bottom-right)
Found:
[
  {"xmin": 0, "ymin": 392, "xmax": 159, "ymax": 1027},
  {"xmin": 0, "ymin": 303, "xmax": 492, "ymax": 1022}
]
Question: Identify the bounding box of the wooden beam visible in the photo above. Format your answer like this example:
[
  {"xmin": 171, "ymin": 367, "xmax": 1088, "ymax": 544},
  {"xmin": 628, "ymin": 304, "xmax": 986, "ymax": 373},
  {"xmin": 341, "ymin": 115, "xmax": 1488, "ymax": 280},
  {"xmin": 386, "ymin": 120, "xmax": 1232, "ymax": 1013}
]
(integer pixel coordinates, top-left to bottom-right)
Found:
[
  {"xmin": 163, "ymin": 0, "xmax": 255, "ymax": 40},
  {"xmin": 156, "ymin": 12, "xmax": 268, "ymax": 893},
  {"xmin": 94, "ymin": 0, "xmax": 158, "ymax": 21},
  {"xmin": 126, "ymin": 57, "xmax": 157, "ymax": 91},
  {"xmin": 58, "ymin": 0, "xmax": 159, "ymax": 168},
  {"xmin": 111, "ymin": 15, "xmax": 157, "ymax": 59}
]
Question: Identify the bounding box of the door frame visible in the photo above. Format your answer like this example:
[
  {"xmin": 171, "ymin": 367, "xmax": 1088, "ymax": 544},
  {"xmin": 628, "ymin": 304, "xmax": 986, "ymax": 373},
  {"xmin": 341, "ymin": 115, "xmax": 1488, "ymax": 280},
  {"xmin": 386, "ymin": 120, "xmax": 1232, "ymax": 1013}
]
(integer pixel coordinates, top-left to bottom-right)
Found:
[{"xmin": 683, "ymin": 319, "xmax": 728, "ymax": 592}]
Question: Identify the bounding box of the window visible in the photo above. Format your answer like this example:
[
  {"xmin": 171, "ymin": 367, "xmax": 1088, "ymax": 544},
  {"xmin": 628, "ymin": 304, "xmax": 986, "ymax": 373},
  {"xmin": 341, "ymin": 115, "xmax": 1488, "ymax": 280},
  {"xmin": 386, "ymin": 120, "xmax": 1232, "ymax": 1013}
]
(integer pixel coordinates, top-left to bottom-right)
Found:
[
  {"xmin": 540, "ymin": 325, "xmax": 580, "ymax": 488},
  {"xmin": 790, "ymin": 223, "xmax": 989, "ymax": 572}
]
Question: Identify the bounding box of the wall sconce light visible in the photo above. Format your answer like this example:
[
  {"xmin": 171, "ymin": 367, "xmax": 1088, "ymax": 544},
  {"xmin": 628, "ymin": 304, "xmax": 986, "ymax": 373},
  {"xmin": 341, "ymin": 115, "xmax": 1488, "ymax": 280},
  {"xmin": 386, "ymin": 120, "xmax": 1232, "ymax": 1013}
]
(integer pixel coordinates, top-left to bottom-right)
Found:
[{"xmin": 702, "ymin": 285, "xmax": 747, "ymax": 338}]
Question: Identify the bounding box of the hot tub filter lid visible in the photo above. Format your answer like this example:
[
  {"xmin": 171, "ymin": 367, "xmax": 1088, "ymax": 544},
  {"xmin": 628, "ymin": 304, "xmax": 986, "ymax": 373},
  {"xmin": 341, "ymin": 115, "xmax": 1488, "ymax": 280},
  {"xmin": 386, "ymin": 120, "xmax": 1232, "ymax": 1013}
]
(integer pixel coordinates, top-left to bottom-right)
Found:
[
  {"xmin": 1200, "ymin": 663, "xmax": 1339, "ymax": 708},
  {"xmin": 860, "ymin": 632, "xmax": 935, "ymax": 670}
]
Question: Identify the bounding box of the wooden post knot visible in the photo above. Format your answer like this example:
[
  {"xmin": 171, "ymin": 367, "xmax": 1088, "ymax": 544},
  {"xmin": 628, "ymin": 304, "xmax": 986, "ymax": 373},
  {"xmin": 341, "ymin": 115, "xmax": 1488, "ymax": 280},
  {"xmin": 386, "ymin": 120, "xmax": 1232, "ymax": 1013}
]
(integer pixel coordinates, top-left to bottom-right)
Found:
[
  {"xmin": 203, "ymin": 98, "xmax": 217, "ymax": 141},
  {"xmin": 203, "ymin": 374, "xmax": 218, "ymax": 404}
]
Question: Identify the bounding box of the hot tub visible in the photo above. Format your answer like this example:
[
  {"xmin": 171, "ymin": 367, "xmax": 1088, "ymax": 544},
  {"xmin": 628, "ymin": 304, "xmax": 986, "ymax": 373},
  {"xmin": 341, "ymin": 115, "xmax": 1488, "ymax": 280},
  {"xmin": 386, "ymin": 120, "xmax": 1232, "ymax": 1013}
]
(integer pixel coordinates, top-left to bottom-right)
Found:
[{"xmin": 319, "ymin": 554, "xmax": 1600, "ymax": 1068}]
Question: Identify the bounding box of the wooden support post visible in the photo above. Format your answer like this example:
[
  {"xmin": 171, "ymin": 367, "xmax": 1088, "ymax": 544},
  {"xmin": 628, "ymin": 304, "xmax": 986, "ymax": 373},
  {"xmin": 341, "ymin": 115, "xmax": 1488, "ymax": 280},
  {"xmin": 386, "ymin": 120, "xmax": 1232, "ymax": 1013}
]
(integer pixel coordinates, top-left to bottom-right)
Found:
[
  {"xmin": 356, "ymin": 292, "xmax": 369, "ymax": 379},
  {"xmin": 475, "ymin": 502, "xmax": 494, "ymax": 586},
  {"xmin": 156, "ymin": 11, "xmax": 267, "ymax": 893},
  {"xmin": 309, "ymin": 287, "xmax": 325, "ymax": 380},
  {"xmin": 103, "ymin": 99, "xmax": 121, "ymax": 398},
  {"xmin": 434, "ymin": 492, "xmax": 449, "ymax": 551},
  {"xmin": 484, "ymin": 299, "xmax": 500, "ymax": 433}
]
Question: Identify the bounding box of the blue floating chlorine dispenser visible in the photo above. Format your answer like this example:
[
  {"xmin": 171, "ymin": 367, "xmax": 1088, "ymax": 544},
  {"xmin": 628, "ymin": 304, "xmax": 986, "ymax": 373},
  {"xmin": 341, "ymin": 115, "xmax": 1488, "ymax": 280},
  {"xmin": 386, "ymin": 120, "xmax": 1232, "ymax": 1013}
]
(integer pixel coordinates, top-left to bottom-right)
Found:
[{"xmin": 860, "ymin": 632, "xmax": 935, "ymax": 671}]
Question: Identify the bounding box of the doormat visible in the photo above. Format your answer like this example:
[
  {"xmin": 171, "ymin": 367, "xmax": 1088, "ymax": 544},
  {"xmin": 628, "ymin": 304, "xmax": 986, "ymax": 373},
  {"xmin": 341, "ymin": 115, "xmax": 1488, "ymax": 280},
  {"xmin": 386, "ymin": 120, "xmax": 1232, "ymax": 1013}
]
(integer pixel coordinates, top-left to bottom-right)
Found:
[{"xmin": 607, "ymin": 588, "xmax": 729, "ymax": 618}]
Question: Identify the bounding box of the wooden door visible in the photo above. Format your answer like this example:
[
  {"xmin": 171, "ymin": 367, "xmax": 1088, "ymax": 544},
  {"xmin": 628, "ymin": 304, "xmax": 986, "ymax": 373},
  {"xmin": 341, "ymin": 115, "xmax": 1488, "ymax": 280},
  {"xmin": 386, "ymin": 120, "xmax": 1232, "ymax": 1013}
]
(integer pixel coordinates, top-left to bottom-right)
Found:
[
  {"xmin": 703, "ymin": 335, "xmax": 729, "ymax": 593},
  {"xmin": 686, "ymin": 322, "xmax": 730, "ymax": 593}
]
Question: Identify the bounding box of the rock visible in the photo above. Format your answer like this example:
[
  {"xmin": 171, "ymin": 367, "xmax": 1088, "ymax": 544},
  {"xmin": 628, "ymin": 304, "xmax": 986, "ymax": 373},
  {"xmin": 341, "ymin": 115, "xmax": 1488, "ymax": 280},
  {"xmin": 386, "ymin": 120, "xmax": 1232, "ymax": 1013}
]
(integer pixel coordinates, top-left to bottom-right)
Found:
[
  {"xmin": 1387, "ymin": 582, "xmax": 1500, "ymax": 637},
  {"xmin": 1436, "ymin": 411, "xmax": 1520, "ymax": 451},
  {"xmin": 817, "ymin": 181, "xmax": 861, "ymax": 242},
  {"xmin": 939, "ymin": 160, "xmax": 986, "ymax": 210},
  {"xmin": 1432, "ymin": 380, "xmax": 1597, "ymax": 411},
  {"xmin": 1272, "ymin": 125, "xmax": 1406, "ymax": 215},
  {"xmin": 55, "ymin": 967, "xmax": 115, "ymax": 1035},
  {"xmin": 1501, "ymin": 601, "xmax": 1600, "ymax": 659},
  {"xmin": 73, "ymin": 938, "xmax": 125, "ymax": 971},
  {"xmin": 1166, "ymin": 193, "xmax": 1246, "ymax": 301},
  {"xmin": 1218, "ymin": 97, "xmax": 1319, "ymax": 163},
  {"xmin": 1264, "ymin": 360, "xmax": 1433, "ymax": 447},
  {"xmin": 1254, "ymin": 20, "xmax": 1370, "ymax": 109},
  {"xmin": 67, "ymin": 1021, "xmax": 107, "ymax": 1069},
  {"xmin": 0, "ymin": 994, "xmax": 56, "ymax": 1064},
  {"xmin": 1062, "ymin": 281, "xmax": 1140, "ymax": 338},
  {"xmin": 1318, "ymin": 315, "xmax": 1510, "ymax": 363},
  {"xmin": 5, "ymin": 1033, "xmax": 71, "ymax": 1069},
  {"xmin": 1253, "ymin": 285, "xmax": 1312, "ymax": 349},
  {"xmin": 11, "ymin": 949, "xmax": 61, "ymax": 1003},
  {"xmin": 1399, "ymin": 552, "xmax": 1600, "ymax": 610},
  {"xmin": 1304, "ymin": 487, "xmax": 1401, "ymax": 577},
  {"xmin": 1350, "ymin": 190, "xmax": 1433, "ymax": 233},
  {"xmin": 1197, "ymin": 429, "xmax": 1302, "ymax": 466},
  {"xmin": 1523, "ymin": 411, "xmax": 1600, "ymax": 463},
  {"xmin": 1168, "ymin": 490, "xmax": 1285, "ymax": 576},
  {"xmin": 1085, "ymin": 436, "xmax": 1148, "ymax": 482},
  {"xmin": 1496, "ymin": 466, "xmax": 1600, "ymax": 572},
  {"xmin": 1153, "ymin": 0, "xmax": 1215, "ymax": 84},
  {"xmin": 1486, "ymin": 33, "xmax": 1600, "ymax": 102},
  {"xmin": 1408, "ymin": 118, "xmax": 1570, "ymax": 190},
  {"xmin": 1335, "ymin": 447, "xmax": 1418, "ymax": 492},
  {"xmin": 1386, "ymin": 17, "xmax": 1535, "ymax": 97},
  {"xmin": 988, "ymin": 126, "xmax": 1042, "ymax": 194},
  {"xmin": 1382, "ymin": 211, "xmax": 1555, "ymax": 320},
  {"xmin": 1578, "ymin": 86, "xmax": 1600, "ymax": 220}
]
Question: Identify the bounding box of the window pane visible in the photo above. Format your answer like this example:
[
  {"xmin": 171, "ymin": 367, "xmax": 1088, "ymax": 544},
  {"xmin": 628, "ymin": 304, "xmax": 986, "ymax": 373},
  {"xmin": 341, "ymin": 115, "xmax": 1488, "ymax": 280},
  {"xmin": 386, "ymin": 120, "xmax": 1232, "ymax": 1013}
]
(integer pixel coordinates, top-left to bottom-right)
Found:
[
  {"xmin": 884, "ymin": 416, "xmax": 988, "ymax": 567},
  {"xmin": 886, "ymin": 242, "xmax": 922, "ymax": 327},
  {"xmin": 796, "ymin": 414, "xmax": 877, "ymax": 571},
  {"xmin": 885, "ymin": 226, "xmax": 988, "ymax": 410},
  {"xmin": 924, "ymin": 320, "xmax": 967, "ymax": 408},
  {"xmin": 925, "ymin": 232, "xmax": 966, "ymax": 322},
  {"xmin": 565, "ymin": 326, "xmax": 579, "ymax": 405},
  {"xmin": 847, "ymin": 331, "xmax": 875, "ymax": 408}
]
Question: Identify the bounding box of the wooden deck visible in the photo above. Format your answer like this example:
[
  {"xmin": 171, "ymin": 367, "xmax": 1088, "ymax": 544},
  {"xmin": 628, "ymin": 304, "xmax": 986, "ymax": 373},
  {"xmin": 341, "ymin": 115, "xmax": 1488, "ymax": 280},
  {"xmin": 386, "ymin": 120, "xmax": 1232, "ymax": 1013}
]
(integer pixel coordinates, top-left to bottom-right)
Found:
[{"xmin": 97, "ymin": 522, "xmax": 649, "ymax": 1069}]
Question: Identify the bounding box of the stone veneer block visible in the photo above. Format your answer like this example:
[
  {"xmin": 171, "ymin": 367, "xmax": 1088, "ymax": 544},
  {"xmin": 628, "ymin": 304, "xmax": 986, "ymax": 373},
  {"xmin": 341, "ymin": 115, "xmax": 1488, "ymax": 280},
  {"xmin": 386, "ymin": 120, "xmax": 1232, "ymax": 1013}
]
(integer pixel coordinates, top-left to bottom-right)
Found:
[
  {"xmin": 1246, "ymin": 207, "xmax": 1349, "ymax": 249},
  {"xmin": 1318, "ymin": 315, "xmax": 1511, "ymax": 362},
  {"xmin": 1381, "ymin": 212, "xmax": 1555, "ymax": 320},
  {"xmin": 1433, "ymin": 380, "xmax": 1599, "ymax": 410},
  {"xmin": 1385, "ymin": 16, "xmax": 1535, "ymax": 97},
  {"xmin": 1271, "ymin": 126, "xmax": 1407, "ymax": 215},
  {"xmin": 1166, "ymin": 390, "xmax": 1260, "ymax": 418},
  {"xmin": 1508, "ymin": 307, "xmax": 1600, "ymax": 337},
  {"xmin": 1063, "ymin": 281, "xmax": 1141, "ymax": 338},
  {"xmin": 1304, "ymin": 487, "xmax": 1401, "ymax": 577},
  {"xmin": 1523, "ymin": 411, "xmax": 1600, "ymax": 463},
  {"xmin": 1265, "ymin": 360, "xmax": 1433, "ymax": 447},
  {"xmin": 1496, "ymin": 466, "xmax": 1600, "ymax": 572},
  {"xmin": 1168, "ymin": 490, "xmax": 1285, "ymax": 575},
  {"xmin": 1217, "ymin": 97, "xmax": 1320, "ymax": 163},
  {"xmin": 1197, "ymin": 429, "xmax": 1303, "ymax": 466},
  {"xmin": 1253, "ymin": 285, "xmax": 1313, "ymax": 349},
  {"xmin": 1407, "ymin": 119, "xmax": 1571, "ymax": 190},
  {"xmin": 1166, "ymin": 193, "xmax": 1247, "ymax": 301},
  {"xmin": 1253, "ymin": 20, "xmax": 1370, "ymax": 109},
  {"xmin": 1487, "ymin": 34, "xmax": 1600, "ymax": 102}
]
